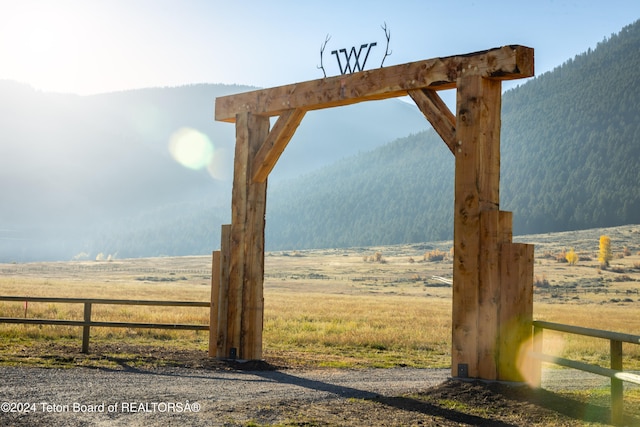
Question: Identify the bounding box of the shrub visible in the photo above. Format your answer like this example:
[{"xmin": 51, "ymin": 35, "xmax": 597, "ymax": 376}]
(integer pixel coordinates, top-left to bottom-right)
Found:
[
  {"xmin": 565, "ymin": 248, "xmax": 578, "ymax": 265},
  {"xmin": 364, "ymin": 252, "xmax": 385, "ymax": 263},
  {"xmin": 424, "ymin": 249, "xmax": 446, "ymax": 262},
  {"xmin": 598, "ymin": 235, "xmax": 612, "ymax": 268}
]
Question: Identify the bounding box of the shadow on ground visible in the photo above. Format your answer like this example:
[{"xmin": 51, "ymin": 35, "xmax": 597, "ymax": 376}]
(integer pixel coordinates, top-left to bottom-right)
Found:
[
  {"xmin": 256, "ymin": 371, "xmax": 640, "ymax": 426},
  {"xmin": 4, "ymin": 342, "xmax": 639, "ymax": 426}
]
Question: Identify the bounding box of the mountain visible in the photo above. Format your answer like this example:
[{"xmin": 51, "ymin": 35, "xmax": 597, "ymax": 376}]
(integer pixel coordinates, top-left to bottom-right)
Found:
[
  {"xmin": 0, "ymin": 81, "xmax": 428, "ymax": 261},
  {"xmin": 265, "ymin": 19, "xmax": 640, "ymax": 249},
  {"xmin": 4, "ymin": 19, "xmax": 640, "ymax": 261},
  {"xmin": 266, "ymin": 131, "xmax": 454, "ymax": 249},
  {"xmin": 500, "ymin": 21, "xmax": 640, "ymax": 234}
]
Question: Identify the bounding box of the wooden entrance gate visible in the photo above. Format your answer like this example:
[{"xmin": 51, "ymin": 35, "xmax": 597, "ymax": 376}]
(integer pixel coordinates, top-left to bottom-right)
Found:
[{"xmin": 210, "ymin": 45, "xmax": 535, "ymax": 381}]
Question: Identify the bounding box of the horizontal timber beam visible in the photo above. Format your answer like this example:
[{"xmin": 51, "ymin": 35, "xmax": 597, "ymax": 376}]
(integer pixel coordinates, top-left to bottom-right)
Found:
[{"xmin": 215, "ymin": 45, "xmax": 533, "ymax": 122}]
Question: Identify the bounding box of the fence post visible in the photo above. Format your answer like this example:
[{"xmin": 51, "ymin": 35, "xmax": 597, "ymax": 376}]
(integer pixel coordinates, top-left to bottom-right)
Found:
[
  {"xmin": 531, "ymin": 324, "xmax": 543, "ymax": 388},
  {"xmin": 82, "ymin": 302, "xmax": 92, "ymax": 354},
  {"xmin": 610, "ymin": 339, "xmax": 623, "ymax": 425}
]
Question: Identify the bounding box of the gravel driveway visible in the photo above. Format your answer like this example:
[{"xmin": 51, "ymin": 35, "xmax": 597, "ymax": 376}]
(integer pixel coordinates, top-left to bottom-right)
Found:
[
  {"xmin": 1, "ymin": 366, "xmax": 451, "ymax": 426},
  {"xmin": 0, "ymin": 365, "xmax": 628, "ymax": 426}
]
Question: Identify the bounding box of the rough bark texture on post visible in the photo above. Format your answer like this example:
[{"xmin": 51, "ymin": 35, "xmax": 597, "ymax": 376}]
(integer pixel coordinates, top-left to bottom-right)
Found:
[
  {"xmin": 227, "ymin": 112, "xmax": 269, "ymax": 360},
  {"xmin": 452, "ymin": 74, "xmax": 534, "ymax": 381},
  {"xmin": 452, "ymin": 75, "xmax": 502, "ymax": 378}
]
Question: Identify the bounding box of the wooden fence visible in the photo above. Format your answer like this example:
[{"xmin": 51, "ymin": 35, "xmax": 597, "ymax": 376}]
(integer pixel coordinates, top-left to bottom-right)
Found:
[
  {"xmin": 530, "ymin": 320, "xmax": 640, "ymax": 425},
  {"xmin": 0, "ymin": 296, "xmax": 209, "ymax": 354}
]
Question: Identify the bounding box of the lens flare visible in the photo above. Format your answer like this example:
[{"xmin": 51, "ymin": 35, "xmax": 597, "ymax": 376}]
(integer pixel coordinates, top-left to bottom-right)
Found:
[
  {"xmin": 516, "ymin": 329, "xmax": 566, "ymax": 387},
  {"xmin": 207, "ymin": 147, "xmax": 231, "ymax": 180},
  {"xmin": 169, "ymin": 127, "xmax": 214, "ymax": 170}
]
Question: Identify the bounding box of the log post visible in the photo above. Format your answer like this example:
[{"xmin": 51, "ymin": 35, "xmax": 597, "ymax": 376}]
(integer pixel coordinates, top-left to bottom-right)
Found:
[
  {"xmin": 226, "ymin": 112, "xmax": 269, "ymax": 360},
  {"xmin": 451, "ymin": 74, "xmax": 534, "ymax": 381},
  {"xmin": 216, "ymin": 224, "xmax": 232, "ymax": 357},
  {"xmin": 452, "ymin": 74, "xmax": 502, "ymax": 378}
]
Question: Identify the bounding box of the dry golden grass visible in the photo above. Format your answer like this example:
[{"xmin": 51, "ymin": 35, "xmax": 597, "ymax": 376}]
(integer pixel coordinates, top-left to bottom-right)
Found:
[
  {"xmin": 264, "ymin": 291, "xmax": 451, "ymax": 367},
  {"xmin": 1, "ymin": 225, "xmax": 639, "ymax": 370},
  {"xmin": 0, "ymin": 257, "xmax": 212, "ymax": 351}
]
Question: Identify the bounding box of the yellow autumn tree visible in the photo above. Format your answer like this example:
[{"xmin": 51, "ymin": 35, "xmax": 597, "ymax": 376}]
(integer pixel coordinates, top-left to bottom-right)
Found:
[
  {"xmin": 598, "ymin": 235, "xmax": 612, "ymax": 268},
  {"xmin": 565, "ymin": 248, "xmax": 578, "ymax": 265}
]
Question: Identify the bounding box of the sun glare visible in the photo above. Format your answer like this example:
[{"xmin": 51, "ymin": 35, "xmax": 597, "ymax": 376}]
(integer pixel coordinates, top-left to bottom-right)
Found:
[{"xmin": 0, "ymin": 2, "xmax": 95, "ymax": 93}]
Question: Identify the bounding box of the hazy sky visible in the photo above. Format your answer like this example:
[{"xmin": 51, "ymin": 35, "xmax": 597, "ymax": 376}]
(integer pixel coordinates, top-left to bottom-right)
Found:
[{"xmin": 1, "ymin": 0, "xmax": 639, "ymax": 95}]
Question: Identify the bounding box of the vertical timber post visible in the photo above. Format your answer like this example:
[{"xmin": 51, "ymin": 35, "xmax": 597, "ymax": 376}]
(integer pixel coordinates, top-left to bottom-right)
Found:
[
  {"xmin": 226, "ymin": 112, "xmax": 269, "ymax": 360},
  {"xmin": 216, "ymin": 224, "xmax": 232, "ymax": 357},
  {"xmin": 452, "ymin": 74, "xmax": 534, "ymax": 381},
  {"xmin": 209, "ymin": 250, "xmax": 221, "ymax": 357},
  {"xmin": 452, "ymin": 74, "xmax": 502, "ymax": 379}
]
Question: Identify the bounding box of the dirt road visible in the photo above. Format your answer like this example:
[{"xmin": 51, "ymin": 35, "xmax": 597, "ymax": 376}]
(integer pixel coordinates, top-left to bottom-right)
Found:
[
  {"xmin": 1, "ymin": 365, "xmax": 626, "ymax": 427},
  {"xmin": 1, "ymin": 366, "xmax": 451, "ymax": 426}
]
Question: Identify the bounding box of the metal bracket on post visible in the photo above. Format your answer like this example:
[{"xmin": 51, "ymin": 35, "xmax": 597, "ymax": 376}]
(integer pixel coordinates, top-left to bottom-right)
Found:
[{"xmin": 457, "ymin": 363, "xmax": 469, "ymax": 378}]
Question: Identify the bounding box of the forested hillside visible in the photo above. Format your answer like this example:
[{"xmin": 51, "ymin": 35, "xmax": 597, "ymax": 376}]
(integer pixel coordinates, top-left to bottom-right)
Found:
[
  {"xmin": 265, "ymin": 20, "xmax": 640, "ymax": 250},
  {"xmin": 266, "ymin": 131, "xmax": 453, "ymax": 249},
  {"xmin": 501, "ymin": 20, "xmax": 640, "ymax": 233}
]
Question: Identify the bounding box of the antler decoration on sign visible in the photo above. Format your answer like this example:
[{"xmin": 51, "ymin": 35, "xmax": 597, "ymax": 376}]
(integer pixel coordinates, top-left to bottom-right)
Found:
[
  {"xmin": 317, "ymin": 23, "xmax": 392, "ymax": 77},
  {"xmin": 380, "ymin": 22, "xmax": 392, "ymax": 67},
  {"xmin": 317, "ymin": 34, "xmax": 331, "ymax": 78}
]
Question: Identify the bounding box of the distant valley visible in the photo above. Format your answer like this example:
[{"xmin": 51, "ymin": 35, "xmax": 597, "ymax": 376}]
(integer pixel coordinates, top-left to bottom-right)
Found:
[
  {"xmin": 1, "ymin": 19, "xmax": 639, "ymax": 262},
  {"xmin": 0, "ymin": 81, "xmax": 427, "ymax": 261}
]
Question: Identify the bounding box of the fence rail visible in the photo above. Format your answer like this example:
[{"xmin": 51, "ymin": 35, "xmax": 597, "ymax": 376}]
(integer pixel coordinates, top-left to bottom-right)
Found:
[
  {"xmin": 531, "ymin": 320, "xmax": 640, "ymax": 425},
  {"xmin": 0, "ymin": 296, "xmax": 210, "ymax": 354}
]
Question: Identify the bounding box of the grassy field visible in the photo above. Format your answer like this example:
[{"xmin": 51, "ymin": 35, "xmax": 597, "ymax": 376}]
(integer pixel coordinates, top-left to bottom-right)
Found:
[{"xmin": 1, "ymin": 224, "xmax": 639, "ymax": 372}]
